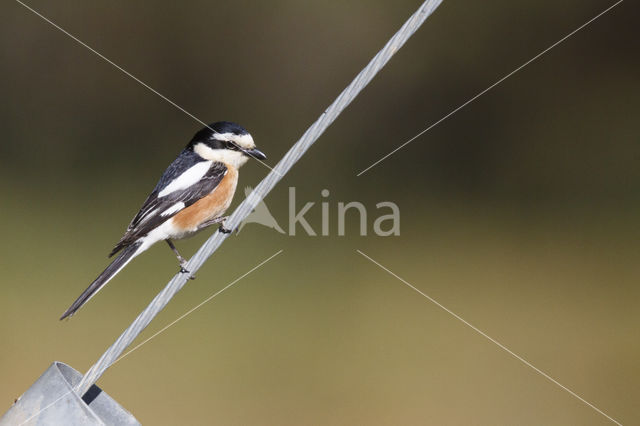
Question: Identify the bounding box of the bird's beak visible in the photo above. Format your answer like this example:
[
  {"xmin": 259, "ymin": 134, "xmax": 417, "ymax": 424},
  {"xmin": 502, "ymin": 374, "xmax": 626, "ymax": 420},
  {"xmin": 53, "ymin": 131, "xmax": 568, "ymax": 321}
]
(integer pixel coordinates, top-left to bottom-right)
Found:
[{"xmin": 244, "ymin": 148, "xmax": 266, "ymax": 160}]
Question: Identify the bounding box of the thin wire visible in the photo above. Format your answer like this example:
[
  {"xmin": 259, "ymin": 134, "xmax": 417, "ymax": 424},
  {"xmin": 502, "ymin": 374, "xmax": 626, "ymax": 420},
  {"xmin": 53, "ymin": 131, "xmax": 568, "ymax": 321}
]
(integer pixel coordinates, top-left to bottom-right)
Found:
[
  {"xmin": 13, "ymin": 0, "xmax": 278, "ymax": 174},
  {"xmin": 356, "ymin": 0, "xmax": 624, "ymax": 176},
  {"xmin": 74, "ymin": 0, "xmax": 445, "ymax": 396},
  {"xmin": 356, "ymin": 250, "xmax": 622, "ymax": 425}
]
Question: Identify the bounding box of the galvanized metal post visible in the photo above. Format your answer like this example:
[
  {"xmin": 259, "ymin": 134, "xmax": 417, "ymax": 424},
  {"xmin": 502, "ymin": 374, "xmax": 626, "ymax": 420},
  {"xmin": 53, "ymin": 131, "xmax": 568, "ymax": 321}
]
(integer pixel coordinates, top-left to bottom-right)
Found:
[{"xmin": 0, "ymin": 362, "xmax": 139, "ymax": 425}]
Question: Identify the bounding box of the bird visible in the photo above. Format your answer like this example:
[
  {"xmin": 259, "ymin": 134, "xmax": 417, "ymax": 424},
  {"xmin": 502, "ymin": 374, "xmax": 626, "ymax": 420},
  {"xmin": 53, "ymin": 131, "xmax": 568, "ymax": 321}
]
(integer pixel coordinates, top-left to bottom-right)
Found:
[{"xmin": 60, "ymin": 121, "xmax": 266, "ymax": 320}]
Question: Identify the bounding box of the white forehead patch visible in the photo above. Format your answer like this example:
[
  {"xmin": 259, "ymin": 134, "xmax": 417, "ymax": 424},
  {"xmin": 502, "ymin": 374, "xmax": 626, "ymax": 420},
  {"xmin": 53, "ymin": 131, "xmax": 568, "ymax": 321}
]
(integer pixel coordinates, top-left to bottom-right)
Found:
[{"xmin": 211, "ymin": 132, "xmax": 255, "ymax": 149}]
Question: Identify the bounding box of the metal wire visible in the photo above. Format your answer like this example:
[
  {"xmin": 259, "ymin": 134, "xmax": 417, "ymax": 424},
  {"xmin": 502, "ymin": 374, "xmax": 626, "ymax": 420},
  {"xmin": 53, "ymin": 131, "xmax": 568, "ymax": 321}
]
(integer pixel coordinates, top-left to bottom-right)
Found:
[{"xmin": 76, "ymin": 0, "xmax": 444, "ymax": 396}]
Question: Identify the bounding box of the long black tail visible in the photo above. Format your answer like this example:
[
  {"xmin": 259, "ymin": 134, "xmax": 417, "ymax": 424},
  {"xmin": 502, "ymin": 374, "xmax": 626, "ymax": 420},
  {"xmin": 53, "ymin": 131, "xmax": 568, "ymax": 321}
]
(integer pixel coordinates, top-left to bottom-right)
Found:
[{"xmin": 60, "ymin": 242, "xmax": 143, "ymax": 320}]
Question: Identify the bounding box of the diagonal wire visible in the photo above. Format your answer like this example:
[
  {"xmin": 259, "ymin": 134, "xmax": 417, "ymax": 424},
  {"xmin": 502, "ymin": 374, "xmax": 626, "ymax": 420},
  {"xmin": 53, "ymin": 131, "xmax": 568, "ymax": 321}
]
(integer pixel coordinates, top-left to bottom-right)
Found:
[
  {"xmin": 356, "ymin": 0, "xmax": 624, "ymax": 176},
  {"xmin": 356, "ymin": 249, "xmax": 622, "ymax": 425},
  {"xmin": 13, "ymin": 0, "xmax": 277, "ymax": 174},
  {"xmin": 74, "ymin": 0, "xmax": 445, "ymax": 396},
  {"xmin": 111, "ymin": 249, "xmax": 283, "ymax": 366}
]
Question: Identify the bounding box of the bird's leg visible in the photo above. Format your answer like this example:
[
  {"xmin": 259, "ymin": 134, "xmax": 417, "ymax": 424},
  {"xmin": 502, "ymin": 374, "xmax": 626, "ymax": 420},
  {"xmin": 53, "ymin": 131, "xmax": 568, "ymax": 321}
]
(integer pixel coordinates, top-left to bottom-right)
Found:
[
  {"xmin": 196, "ymin": 215, "xmax": 235, "ymax": 234},
  {"xmin": 197, "ymin": 215, "xmax": 228, "ymax": 231},
  {"xmin": 165, "ymin": 240, "xmax": 195, "ymax": 279},
  {"xmin": 166, "ymin": 239, "xmax": 187, "ymax": 266}
]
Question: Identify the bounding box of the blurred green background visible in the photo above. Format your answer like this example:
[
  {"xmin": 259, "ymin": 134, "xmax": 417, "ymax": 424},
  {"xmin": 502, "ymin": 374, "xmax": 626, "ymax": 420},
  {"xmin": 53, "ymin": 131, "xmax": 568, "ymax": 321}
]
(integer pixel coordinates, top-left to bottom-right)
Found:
[{"xmin": 1, "ymin": 0, "xmax": 638, "ymax": 424}]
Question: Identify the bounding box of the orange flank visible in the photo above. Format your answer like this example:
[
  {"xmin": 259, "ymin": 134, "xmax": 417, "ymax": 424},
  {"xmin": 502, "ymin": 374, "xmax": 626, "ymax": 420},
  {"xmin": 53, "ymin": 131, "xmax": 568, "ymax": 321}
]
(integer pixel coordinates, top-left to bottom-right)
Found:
[{"xmin": 172, "ymin": 165, "xmax": 238, "ymax": 231}]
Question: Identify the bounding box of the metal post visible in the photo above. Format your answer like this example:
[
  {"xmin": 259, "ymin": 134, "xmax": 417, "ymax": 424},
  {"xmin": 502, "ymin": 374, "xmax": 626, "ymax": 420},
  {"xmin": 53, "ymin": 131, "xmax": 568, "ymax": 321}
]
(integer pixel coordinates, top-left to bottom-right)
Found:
[{"xmin": 0, "ymin": 362, "xmax": 139, "ymax": 425}]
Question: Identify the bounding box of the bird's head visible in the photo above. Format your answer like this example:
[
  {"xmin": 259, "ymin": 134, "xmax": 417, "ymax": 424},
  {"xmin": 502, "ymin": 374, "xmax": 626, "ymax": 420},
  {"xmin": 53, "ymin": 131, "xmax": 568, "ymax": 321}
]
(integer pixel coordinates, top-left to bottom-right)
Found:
[{"xmin": 188, "ymin": 121, "xmax": 266, "ymax": 168}]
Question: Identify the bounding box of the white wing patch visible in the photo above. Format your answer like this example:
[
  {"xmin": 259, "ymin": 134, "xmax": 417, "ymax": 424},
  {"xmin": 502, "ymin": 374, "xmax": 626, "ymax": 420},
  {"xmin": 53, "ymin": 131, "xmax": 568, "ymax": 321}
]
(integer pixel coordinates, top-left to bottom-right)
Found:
[
  {"xmin": 161, "ymin": 202, "xmax": 186, "ymax": 217},
  {"xmin": 158, "ymin": 161, "xmax": 212, "ymax": 197},
  {"xmin": 139, "ymin": 208, "xmax": 159, "ymax": 224}
]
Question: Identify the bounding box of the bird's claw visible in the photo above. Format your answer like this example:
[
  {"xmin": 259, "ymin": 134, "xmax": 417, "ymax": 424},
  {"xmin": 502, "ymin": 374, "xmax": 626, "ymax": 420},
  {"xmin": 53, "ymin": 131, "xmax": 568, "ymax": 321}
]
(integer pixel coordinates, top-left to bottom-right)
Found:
[
  {"xmin": 218, "ymin": 224, "xmax": 233, "ymax": 234},
  {"xmin": 179, "ymin": 265, "xmax": 196, "ymax": 280}
]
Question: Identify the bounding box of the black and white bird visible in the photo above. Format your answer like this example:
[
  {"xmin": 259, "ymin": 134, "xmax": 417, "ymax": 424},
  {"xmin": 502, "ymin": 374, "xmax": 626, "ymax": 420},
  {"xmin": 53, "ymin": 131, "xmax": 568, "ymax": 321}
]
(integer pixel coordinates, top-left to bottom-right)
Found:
[{"xmin": 60, "ymin": 121, "xmax": 266, "ymax": 320}]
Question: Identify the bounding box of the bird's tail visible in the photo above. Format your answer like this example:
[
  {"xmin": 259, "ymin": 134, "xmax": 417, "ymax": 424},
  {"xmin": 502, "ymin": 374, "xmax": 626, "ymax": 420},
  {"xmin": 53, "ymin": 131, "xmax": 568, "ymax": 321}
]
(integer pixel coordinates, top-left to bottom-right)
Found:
[{"xmin": 60, "ymin": 241, "xmax": 143, "ymax": 320}]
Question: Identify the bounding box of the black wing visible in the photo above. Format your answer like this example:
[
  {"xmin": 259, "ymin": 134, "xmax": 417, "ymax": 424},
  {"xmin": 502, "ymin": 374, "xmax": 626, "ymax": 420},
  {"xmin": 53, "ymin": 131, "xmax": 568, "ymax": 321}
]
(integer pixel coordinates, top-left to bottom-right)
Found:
[{"xmin": 109, "ymin": 159, "xmax": 227, "ymax": 256}]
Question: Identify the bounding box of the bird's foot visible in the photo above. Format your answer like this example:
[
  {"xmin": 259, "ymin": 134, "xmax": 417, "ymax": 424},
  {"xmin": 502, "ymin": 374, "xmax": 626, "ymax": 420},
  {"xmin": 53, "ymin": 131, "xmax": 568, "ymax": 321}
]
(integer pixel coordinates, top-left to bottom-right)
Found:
[
  {"xmin": 218, "ymin": 225, "xmax": 232, "ymax": 234},
  {"xmin": 218, "ymin": 218, "xmax": 240, "ymax": 235},
  {"xmin": 179, "ymin": 263, "xmax": 195, "ymax": 280}
]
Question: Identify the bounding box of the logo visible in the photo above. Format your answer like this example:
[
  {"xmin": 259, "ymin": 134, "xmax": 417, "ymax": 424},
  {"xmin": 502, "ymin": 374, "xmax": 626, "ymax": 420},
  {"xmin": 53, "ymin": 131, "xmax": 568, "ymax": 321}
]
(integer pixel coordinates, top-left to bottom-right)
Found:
[
  {"xmin": 237, "ymin": 186, "xmax": 286, "ymax": 234},
  {"xmin": 239, "ymin": 187, "xmax": 400, "ymax": 236}
]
